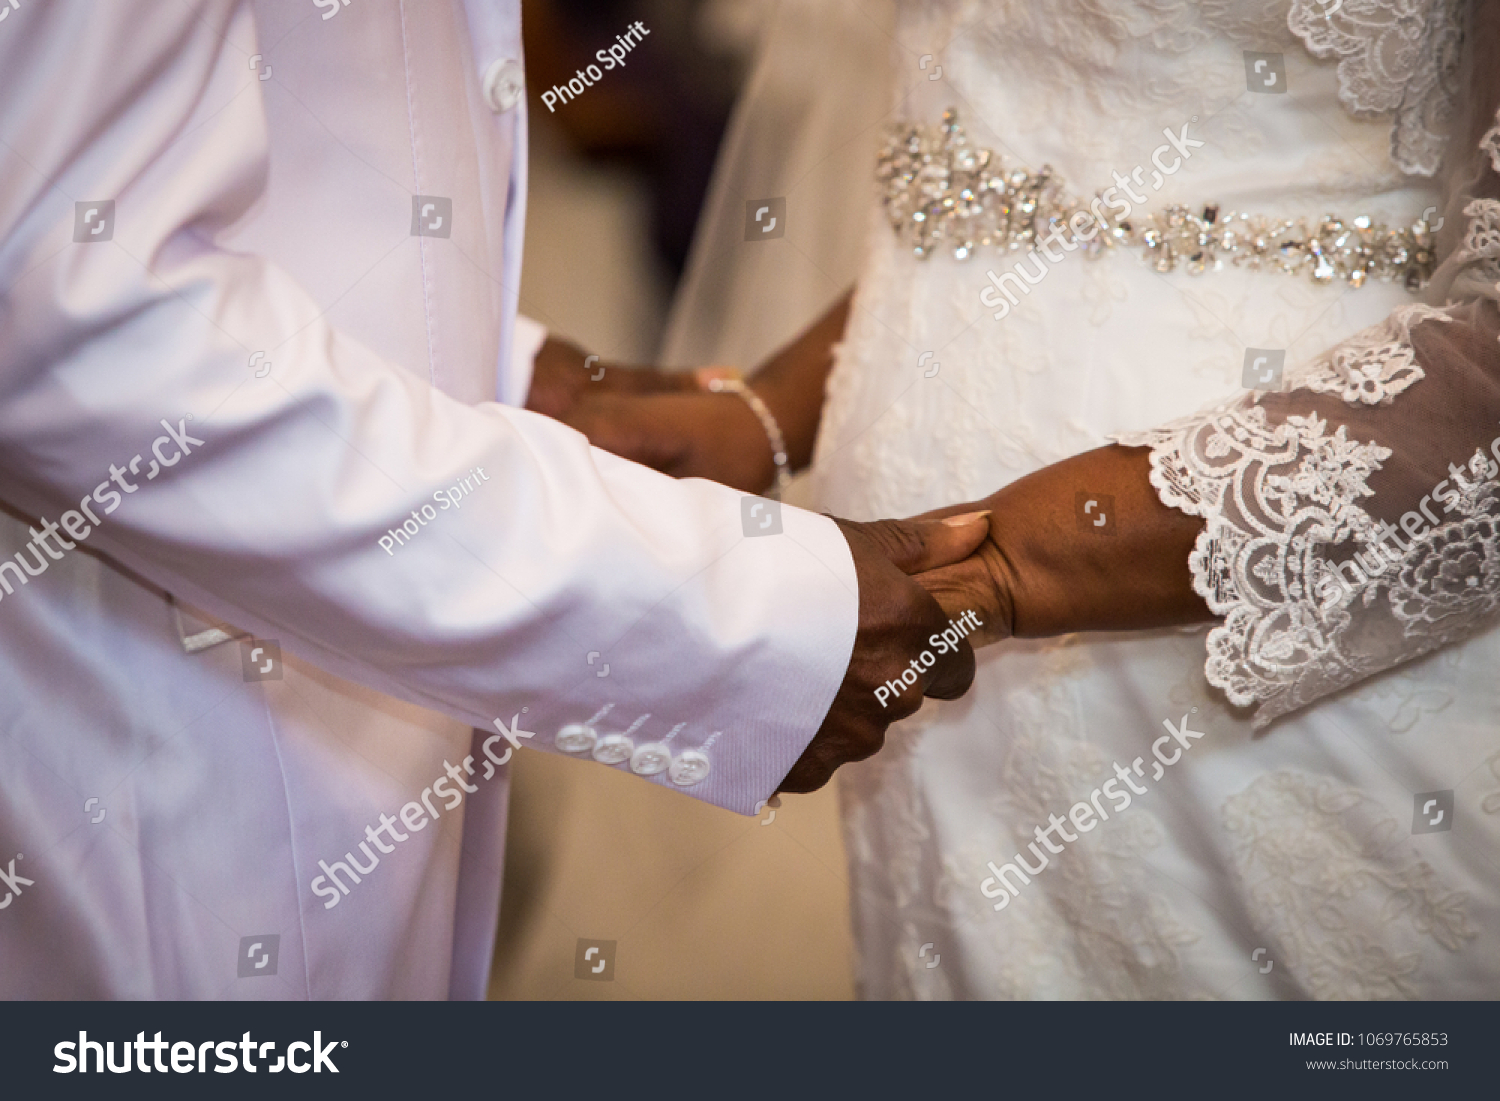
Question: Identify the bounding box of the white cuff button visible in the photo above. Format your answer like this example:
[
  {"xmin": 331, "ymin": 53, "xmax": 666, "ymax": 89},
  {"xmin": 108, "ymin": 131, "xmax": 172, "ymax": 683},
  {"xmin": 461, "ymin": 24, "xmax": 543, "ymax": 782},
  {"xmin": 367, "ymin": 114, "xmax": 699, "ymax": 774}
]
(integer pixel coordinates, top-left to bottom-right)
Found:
[
  {"xmin": 483, "ymin": 59, "xmax": 526, "ymax": 113},
  {"xmin": 555, "ymin": 723, "xmax": 597, "ymax": 754},
  {"xmin": 629, "ymin": 743, "xmax": 672, "ymax": 776},
  {"xmin": 593, "ymin": 733, "xmax": 635, "ymax": 765},
  {"xmin": 669, "ymin": 750, "xmax": 711, "ymax": 787}
]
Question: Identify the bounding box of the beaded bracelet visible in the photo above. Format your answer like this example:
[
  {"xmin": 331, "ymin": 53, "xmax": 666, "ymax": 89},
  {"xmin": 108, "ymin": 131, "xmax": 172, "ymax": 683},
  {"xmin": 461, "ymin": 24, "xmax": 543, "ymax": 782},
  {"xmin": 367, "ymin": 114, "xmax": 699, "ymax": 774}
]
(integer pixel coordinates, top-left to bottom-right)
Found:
[{"xmin": 694, "ymin": 367, "xmax": 793, "ymax": 499}]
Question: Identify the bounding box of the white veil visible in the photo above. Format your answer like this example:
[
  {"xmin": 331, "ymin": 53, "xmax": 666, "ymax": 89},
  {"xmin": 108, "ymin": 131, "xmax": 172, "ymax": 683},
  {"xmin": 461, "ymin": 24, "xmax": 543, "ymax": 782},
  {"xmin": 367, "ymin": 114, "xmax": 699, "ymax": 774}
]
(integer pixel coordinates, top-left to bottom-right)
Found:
[{"xmin": 660, "ymin": 0, "xmax": 896, "ymax": 371}]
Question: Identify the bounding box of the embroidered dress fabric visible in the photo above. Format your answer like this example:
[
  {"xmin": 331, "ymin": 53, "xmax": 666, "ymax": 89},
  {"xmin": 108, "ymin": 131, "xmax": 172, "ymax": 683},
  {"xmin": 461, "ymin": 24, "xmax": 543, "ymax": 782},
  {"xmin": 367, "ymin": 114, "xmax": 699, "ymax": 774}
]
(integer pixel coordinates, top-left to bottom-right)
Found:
[
  {"xmin": 1114, "ymin": 6, "xmax": 1500, "ymax": 731},
  {"xmin": 794, "ymin": 0, "xmax": 1500, "ymax": 999}
]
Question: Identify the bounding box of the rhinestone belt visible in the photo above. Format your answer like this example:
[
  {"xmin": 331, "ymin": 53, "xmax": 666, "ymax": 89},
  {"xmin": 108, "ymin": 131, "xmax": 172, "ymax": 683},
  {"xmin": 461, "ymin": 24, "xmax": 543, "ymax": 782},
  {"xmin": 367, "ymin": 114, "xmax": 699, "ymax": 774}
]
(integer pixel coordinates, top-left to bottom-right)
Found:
[{"xmin": 878, "ymin": 111, "xmax": 1436, "ymax": 291}]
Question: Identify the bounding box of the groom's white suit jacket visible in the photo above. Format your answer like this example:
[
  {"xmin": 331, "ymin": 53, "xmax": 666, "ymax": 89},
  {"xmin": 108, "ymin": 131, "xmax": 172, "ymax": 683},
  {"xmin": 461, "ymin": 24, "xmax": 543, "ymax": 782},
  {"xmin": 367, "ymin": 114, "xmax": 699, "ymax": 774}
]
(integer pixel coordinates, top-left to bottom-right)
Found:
[{"xmin": 0, "ymin": 0, "xmax": 858, "ymax": 998}]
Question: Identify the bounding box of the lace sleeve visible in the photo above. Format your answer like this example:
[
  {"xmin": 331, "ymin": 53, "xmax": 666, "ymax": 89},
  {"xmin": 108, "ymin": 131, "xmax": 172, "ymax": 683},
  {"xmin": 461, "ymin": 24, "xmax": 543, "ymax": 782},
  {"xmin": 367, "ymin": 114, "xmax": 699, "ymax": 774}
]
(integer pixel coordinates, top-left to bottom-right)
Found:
[
  {"xmin": 1117, "ymin": 5, "xmax": 1500, "ymax": 728},
  {"xmin": 1288, "ymin": 0, "xmax": 1467, "ymax": 177}
]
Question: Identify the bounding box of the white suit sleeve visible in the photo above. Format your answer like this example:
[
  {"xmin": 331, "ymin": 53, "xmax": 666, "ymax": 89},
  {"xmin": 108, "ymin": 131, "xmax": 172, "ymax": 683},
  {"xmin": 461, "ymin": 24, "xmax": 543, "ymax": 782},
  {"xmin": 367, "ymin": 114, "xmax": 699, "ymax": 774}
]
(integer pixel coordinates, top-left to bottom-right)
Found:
[{"xmin": 0, "ymin": 1, "xmax": 857, "ymax": 814}]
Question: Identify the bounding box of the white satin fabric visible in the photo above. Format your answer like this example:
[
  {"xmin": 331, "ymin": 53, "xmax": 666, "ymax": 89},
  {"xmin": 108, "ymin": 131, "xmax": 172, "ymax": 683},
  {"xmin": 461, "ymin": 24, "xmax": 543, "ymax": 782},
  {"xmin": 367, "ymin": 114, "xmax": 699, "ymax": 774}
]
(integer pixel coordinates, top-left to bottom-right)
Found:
[
  {"xmin": 0, "ymin": 0, "xmax": 857, "ymax": 998},
  {"xmin": 811, "ymin": 0, "xmax": 1500, "ymax": 998}
]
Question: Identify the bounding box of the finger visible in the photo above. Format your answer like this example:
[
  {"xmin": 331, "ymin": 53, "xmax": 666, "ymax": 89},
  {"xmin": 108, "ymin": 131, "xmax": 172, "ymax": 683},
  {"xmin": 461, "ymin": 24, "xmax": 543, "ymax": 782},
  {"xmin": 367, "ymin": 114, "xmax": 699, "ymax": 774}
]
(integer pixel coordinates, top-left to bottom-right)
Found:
[
  {"xmin": 907, "ymin": 500, "xmax": 988, "ymax": 524},
  {"xmin": 923, "ymin": 624, "xmax": 976, "ymax": 700},
  {"xmin": 851, "ymin": 511, "xmax": 991, "ymax": 575},
  {"xmin": 777, "ymin": 752, "xmax": 833, "ymax": 794},
  {"xmin": 917, "ymin": 563, "xmax": 1010, "ymax": 648},
  {"xmin": 915, "ymin": 562, "xmax": 978, "ymax": 623},
  {"xmin": 777, "ymin": 713, "xmax": 886, "ymax": 793}
]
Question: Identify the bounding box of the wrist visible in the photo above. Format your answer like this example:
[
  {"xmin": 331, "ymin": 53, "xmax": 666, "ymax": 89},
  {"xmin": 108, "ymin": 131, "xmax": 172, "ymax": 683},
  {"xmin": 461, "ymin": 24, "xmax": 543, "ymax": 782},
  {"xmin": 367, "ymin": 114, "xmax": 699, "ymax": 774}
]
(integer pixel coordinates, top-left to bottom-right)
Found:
[
  {"xmin": 749, "ymin": 291, "xmax": 851, "ymax": 468},
  {"xmin": 748, "ymin": 372, "xmax": 801, "ymax": 461},
  {"xmin": 695, "ymin": 368, "xmax": 791, "ymax": 496},
  {"xmin": 977, "ymin": 446, "xmax": 1210, "ymax": 637}
]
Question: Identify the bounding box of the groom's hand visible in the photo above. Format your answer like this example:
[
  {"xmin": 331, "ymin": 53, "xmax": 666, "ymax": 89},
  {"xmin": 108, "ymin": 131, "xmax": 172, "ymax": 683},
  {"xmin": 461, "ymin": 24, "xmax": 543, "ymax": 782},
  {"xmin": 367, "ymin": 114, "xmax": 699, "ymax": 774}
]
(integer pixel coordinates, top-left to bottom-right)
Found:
[
  {"xmin": 778, "ymin": 513, "xmax": 989, "ymax": 793},
  {"xmin": 524, "ymin": 337, "xmax": 696, "ymax": 422},
  {"xmin": 906, "ymin": 500, "xmax": 1016, "ymax": 649},
  {"xmin": 560, "ymin": 388, "xmax": 778, "ymax": 493}
]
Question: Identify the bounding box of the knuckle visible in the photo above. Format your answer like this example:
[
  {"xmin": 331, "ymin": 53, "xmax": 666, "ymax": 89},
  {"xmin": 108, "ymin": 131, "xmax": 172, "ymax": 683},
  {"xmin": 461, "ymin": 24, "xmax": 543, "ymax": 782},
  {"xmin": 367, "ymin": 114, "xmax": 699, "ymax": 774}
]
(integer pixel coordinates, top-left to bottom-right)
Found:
[
  {"xmin": 781, "ymin": 760, "xmax": 830, "ymax": 794},
  {"xmin": 846, "ymin": 726, "xmax": 887, "ymax": 762},
  {"xmin": 876, "ymin": 521, "xmax": 926, "ymax": 571}
]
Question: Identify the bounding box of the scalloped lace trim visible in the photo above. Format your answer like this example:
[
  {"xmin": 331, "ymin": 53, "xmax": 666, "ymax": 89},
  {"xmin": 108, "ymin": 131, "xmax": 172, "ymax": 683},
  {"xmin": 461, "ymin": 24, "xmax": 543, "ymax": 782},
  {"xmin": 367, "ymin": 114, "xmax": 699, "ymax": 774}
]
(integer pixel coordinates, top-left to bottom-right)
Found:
[
  {"xmin": 1288, "ymin": 0, "xmax": 1467, "ymax": 176},
  {"xmin": 1481, "ymin": 108, "xmax": 1500, "ymax": 173},
  {"xmin": 1454, "ymin": 198, "xmax": 1500, "ymax": 286},
  {"xmin": 1114, "ymin": 304, "xmax": 1500, "ymax": 726}
]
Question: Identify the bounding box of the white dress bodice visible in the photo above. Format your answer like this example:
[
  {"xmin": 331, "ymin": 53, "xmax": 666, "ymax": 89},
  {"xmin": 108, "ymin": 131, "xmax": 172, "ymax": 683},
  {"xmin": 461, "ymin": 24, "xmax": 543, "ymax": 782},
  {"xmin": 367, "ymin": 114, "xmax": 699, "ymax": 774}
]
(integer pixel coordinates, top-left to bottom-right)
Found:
[{"xmin": 813, "ymin": 0, "xmax": 1499, "ymax": 999}]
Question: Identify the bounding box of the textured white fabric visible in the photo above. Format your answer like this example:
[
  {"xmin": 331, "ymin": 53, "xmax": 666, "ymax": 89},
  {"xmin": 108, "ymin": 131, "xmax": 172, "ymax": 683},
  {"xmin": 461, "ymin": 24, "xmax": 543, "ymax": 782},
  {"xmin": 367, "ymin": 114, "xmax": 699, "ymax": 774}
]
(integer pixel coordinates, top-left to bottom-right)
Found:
[
  {"xmin": 0, "ymin": 0, "xmax": 857, "ymax": 998},
  {"xmin": 1286, "ymin": 0, "xmax": 1465, "ymax": 176},
  {"xmin": 810, "ymin": 0, "xmax": 1500, "ymax": 998}
]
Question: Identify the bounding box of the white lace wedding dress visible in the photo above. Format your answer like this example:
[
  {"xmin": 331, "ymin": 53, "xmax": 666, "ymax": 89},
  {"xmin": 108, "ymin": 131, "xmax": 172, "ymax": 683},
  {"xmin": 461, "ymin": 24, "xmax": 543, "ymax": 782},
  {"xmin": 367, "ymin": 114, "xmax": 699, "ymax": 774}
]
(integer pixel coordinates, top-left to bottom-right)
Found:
[{"xmin": 808, "ymin": 0, "xmax": 1500, "ymax": 998}]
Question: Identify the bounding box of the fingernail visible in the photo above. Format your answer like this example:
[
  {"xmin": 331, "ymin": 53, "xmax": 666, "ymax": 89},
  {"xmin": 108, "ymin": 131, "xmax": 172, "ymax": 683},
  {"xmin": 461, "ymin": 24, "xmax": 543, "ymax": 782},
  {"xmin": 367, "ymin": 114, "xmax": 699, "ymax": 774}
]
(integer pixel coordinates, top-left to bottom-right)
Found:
[{"xmin": 942, "ymin": 510, "xmax": 991, "ymax": 527}]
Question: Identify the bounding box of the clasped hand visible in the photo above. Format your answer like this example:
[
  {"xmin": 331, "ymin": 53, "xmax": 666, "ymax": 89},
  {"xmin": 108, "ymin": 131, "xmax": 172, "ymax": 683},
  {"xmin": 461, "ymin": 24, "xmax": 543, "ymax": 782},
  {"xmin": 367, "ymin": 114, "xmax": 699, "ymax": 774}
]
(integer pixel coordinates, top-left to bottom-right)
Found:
[
  {"xmin": 780, "ymin": 510, "xmax": 1002, "ymax": 793},
  {"xmin": 525, "ymin": 338, "xmax": 1017, "ymax": 793}
]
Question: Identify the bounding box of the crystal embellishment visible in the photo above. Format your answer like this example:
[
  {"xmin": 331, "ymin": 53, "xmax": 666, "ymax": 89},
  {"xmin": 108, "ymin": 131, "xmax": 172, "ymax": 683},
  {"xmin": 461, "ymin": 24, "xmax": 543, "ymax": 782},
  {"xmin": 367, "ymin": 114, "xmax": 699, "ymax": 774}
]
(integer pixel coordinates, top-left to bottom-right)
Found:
[{"xmin": 877, "ymin": 111, "xmax": 1436, "ymax": 292}]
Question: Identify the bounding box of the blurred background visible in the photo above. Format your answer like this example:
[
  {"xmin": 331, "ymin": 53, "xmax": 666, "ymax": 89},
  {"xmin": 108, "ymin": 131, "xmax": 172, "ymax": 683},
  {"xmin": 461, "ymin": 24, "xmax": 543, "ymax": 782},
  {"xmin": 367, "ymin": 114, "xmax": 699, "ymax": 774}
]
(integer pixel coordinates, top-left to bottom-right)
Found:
[{"xmin": 487, "ymin": 0, "xmax": 895, "ymax": 999}]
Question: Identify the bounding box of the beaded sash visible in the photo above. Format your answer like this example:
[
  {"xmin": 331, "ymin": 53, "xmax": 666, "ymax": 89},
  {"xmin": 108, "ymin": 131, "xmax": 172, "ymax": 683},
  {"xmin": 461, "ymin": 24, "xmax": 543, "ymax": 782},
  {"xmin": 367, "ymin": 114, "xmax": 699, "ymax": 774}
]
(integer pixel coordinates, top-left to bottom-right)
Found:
[{"xmin": 878, "ymin": 112, "xmax": 1437, "ymax": 291}]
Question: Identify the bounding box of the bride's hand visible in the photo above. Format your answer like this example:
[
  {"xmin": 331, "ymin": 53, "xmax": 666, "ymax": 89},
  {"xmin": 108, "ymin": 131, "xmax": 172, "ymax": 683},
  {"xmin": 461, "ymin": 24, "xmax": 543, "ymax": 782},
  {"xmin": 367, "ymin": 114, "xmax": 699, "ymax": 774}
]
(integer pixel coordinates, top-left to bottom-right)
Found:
[
  {"xmin": 909, "ymin": 445, "xmax": 1211, "ymax": 647},
  {"xmin": 534, "ymin": 292, "xmax": 851, "ymax": 493},
  {"xmin": 559, "ymin": 387, "xmax": 780, "ymax": 493},
  {"xmin": 909, "ymin": 506, "xmax": 1016, "ymax": 648}
]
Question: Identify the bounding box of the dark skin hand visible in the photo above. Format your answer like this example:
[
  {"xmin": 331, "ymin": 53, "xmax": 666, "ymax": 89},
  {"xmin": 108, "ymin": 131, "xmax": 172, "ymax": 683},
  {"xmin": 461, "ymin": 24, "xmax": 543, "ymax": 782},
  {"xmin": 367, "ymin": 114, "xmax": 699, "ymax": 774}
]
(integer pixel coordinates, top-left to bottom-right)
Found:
[
  {"xmin": 531, "ymin": 310, "xmax": 1209, "ymax": 644},
  {"xmin": 560, "ymin": 388, "xmax": 781, "ymax": 492},
  {"xmin": 523, "ymin": 336, "xmax": 698, "ymax": 422},
  {"xmin": 779, "ymin": 512, "xmax": 990, "ymax": 793},
  {"xmin": 913, "ymin": 444, "xmax": 1212, "ymax": 644},
  {"xmin": 527, "ymin": 320, "xmax": 991, "ymax": 796},
  {"xmin": 526, "ymin": 316, "xmax": 1218, "ymax": 790},
  {"xmin": 543, "ymin": 294, "xmax": 853, "ymax": 493}
]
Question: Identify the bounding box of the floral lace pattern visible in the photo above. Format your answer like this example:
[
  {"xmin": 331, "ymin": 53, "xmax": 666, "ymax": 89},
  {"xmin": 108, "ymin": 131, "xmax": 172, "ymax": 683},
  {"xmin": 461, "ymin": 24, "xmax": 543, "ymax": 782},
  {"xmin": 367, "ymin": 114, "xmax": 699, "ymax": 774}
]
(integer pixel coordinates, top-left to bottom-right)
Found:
[
  {"xmin": 1287, "ymin": 0, "xmax": 1468, "ymax": 176},
  {"xmin": 915, "ymin": 1, "xmax": 1465, "ymax": 178},
  {"xmin": 1484, "ymin": 114, "xmax": 1500, "ymax": 174},
  {"xmin": 813, "ymin": 0, "xmax": 1500, "ymax": 1003},
  {"xmin": 1116, "ymin": 304, "xmax": 1500, "ymax": 726},
  {"xmin": 974, "ymin": 726, "xmax": 1209, "ymax": 998},
  {"xmin": 1298, "ymin": 321, "xmax": 1431, "ymax": 404},
  {"xmin": 1454, "ymin": 199, "xmax": 1500, "ymax": 285},
  {"xmin": 1224, "ymin": 771, "xmax": 1474, "ymax": 999},
  {"xmin": 1287, "ymin": 302, "xmax": 1456, "ymax": 401},
  {"xmin": 841, "ymin": 676, "xmax": 1219, "ymax": 1000},
  {"xmin": 1390, "ymin": 495, "xmax": 1500, "ymax": 640}
]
